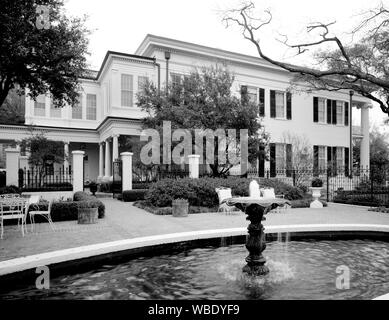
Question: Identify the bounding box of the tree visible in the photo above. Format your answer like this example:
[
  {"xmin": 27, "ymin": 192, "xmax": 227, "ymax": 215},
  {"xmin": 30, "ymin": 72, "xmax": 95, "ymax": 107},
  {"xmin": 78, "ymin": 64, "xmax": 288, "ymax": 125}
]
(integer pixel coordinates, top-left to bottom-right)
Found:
[
  {"xmin": 353, "ymin": 126, "xmax": 389, "ymax": 168},
  {"xmin": 0, "ymin": 0, "xmax": 89, "ymax": 108},
  {"xmin": 137, "ymin": 65, "xmax": 269, "ymax": 177},
  {"xmin": 223, "ymin": 2, "xmax": 389, "ymax": 115},
  {"xmin": 281, "ymin": 132, "xmax": 313, "ymax": 188},
  {"xmin": 19, "ymin": 133, "xmax": 64, "ymax": 186},
  {"xmin": 0, "ymin": 88, "xmax": 25, "ymax": 125}
]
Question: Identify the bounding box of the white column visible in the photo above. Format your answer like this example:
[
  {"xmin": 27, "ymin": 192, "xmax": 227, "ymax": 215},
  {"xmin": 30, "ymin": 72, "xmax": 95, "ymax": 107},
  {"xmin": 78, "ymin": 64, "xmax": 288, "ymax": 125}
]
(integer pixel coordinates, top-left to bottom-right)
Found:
[
  {"xmin": 360, "ymin": 104, "xmax": 371, "ymax": 170},
  {"xmin": 121, "ymin": 152, "xmax": 133, "ymax": 191},
  {"xmin": 188, "ymin": 155, "xmax": 200, "ymax": 179},
  {"xmin": 98, "ymin": 142, "xmax": 104, "ymax": 182},
  {"xmin": 72, "ymin": 150, "xmax": 85, "ymax": 193},
  {"xmin": 104, "ymin": 138, "xmax": 111, "ymax": 179},
  {"xmin": 112, "ymin": 134, "xmax": 119, "ymax": 162},
  {"xmin": 5, "ymin": 148, "xmax": 20, "ymax": 186}
]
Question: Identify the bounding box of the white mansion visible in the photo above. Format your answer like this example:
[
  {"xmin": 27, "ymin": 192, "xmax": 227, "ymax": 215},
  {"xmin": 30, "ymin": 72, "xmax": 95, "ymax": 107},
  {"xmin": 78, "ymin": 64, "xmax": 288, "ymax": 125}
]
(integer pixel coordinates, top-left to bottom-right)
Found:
[{"xmin": 0, "ymin": 34, "xmax": 371, "ymax": 183}]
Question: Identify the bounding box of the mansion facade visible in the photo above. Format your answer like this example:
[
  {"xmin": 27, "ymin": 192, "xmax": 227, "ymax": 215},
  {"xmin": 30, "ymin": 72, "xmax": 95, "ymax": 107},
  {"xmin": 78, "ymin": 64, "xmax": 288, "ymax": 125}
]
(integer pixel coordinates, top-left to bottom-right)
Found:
[{"xmin": 0, "ymin": 34, "xmax": 372, "ymax": 183}]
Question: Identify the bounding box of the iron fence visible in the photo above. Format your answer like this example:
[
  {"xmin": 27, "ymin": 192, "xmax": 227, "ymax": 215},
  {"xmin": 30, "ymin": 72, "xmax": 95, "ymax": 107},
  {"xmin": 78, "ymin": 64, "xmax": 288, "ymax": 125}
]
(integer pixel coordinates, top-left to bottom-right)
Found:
[
  {"xmin": 18, "ymin": 167, "xmax": 73, "ymax": 192},
  {"xmin": 132, "ymin": 166, "xmax": 190, "ymax": 189},
  {"xmin": 247, "ymin": 165, "xmax": 389, "ymax": 206}
]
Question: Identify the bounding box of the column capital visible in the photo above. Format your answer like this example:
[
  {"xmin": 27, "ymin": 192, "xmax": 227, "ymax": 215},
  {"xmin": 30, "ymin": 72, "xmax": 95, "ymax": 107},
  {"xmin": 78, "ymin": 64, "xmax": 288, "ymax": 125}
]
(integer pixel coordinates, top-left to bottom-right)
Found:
[
  {"xmin": 63, "ymin": 141, "xmax": 70, "ymax": 145},
  {"xmin": 72, "ymin": 150, "xmax": 85, "ymax": 156},
  {"xmin": 120, "ymin": 152, "xmax": 133, "ymax": 157},
  {"xmin": 99, "ymin": 141, "xmax": 105, "ymax": 146},
  {"xmin": 112, "ymin": 134, "xmax": 120, "ymax": 138},
  {"xmin": 357, "ymin": 103, "xmax": 373, "ymax": 109}
]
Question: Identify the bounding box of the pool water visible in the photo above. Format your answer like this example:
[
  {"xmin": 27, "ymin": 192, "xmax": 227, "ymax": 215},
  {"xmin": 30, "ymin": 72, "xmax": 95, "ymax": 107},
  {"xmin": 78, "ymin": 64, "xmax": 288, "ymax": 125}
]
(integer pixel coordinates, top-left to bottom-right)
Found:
[{"xmin": 1, "ymin": 239, "xmax": 389, "ymax": 300}]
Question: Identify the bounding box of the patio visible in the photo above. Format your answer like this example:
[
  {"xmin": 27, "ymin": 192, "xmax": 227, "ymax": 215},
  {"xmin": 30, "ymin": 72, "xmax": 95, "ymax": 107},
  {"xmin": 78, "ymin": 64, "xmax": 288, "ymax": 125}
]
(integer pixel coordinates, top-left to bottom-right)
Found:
[{"xmin": 1, "ymin": 199, "xmax": 389, "ymax": 262}]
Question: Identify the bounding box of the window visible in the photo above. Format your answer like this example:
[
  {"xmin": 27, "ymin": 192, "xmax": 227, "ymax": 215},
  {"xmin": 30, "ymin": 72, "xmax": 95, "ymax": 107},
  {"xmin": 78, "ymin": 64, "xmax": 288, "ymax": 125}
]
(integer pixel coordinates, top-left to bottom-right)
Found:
[
  {"xmin": 34, "ymin": 95, "xmax": 46, "ymax": 117},
  {"xmin": 247, "ymin": 86, "xmax": 258, "ymax": 104},
  {"xmin": 336, "ymin": 101, "xmax": 344, "ymax": 125},
  {"xmin": 275, "ymin": 91, "xmax": 285, "ymax": 118},
  {"xmin": 138, "ymin": 76, "xmax": 148, "ymax": 93},
  {"xmin": 121, "ymin": 74, "xmax": 133, "ymax": 107},
  {"xmin": 318, "ymin": 146, "xmax": 326, "ymax": 169},
  {"xmin": 336, "ymin": 147, "xmax": 344, "ymax": 169},
  {"xmin": 72, "ymin": 94, "xmax": 82, "ymax": 119},
  {"xmin": 318, "ymin": 98, "xmax": 326, "ymax": 123},
  {"xmin": 170, "ymin": 73, "xmax": 182, "ymax": 87},
  {"xmin": 86, "ymin": 94, "xmax": 97, "ymax": 120},
  {"xmin": 50, "ymin": 102, "xmax": 61, "ymax": 118},
  {"xmin": 275, "ymin": 143, "xmax": 286, "ymax": 169}
]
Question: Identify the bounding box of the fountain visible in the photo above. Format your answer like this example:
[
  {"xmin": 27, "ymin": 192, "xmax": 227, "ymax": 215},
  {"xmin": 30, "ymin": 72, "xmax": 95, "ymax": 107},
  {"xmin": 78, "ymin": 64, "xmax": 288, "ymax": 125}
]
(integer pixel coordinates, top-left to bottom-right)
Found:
[{"xmin": 226, "ymin": 197, "xmax": 290, "ymax": 276}]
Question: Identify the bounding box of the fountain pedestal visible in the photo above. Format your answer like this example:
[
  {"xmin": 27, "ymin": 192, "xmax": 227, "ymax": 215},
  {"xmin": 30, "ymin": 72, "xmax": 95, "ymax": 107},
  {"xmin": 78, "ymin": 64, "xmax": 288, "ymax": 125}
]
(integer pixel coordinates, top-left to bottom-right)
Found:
[{"xmin": 226, "ymin": 197, "xmax": 290, "ymax": 276}]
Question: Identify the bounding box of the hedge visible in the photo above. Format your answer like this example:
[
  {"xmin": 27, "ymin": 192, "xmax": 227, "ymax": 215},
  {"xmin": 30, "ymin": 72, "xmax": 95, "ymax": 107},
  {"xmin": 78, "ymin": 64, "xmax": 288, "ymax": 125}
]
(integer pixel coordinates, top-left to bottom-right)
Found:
[
  {"xmin": 24, "ymin": 192, "xmax": 105, "ymax": 224},
  {"xmin": 333, "ymin": 194, "xmax": 384, "ymax": 207},
  {"xmin": 0, "ymin": 185, "xmax": 21, "ymax": 195},
  {"xmin": 122, "ymin": 189, "xmax": 147, "ymax": 202},
  {"xmin": 145, "ymin": 177, "xmax": 304, "ymax": 208}
]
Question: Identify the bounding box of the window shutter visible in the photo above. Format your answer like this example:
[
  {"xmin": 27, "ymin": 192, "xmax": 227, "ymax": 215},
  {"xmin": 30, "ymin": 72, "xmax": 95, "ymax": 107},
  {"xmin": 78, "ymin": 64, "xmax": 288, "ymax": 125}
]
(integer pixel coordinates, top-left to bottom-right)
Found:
[
  {"xmin": 286, "ymin": 144, "xmax": 292, "ymax": 177},
  {"xmin": 327, "ymin": 100, "xmax": 332, "ymax": 124},
  {"xmin": 286, "ymin": 92, "xmax": 292, "ymax": 120},
  {"xmin": 313, "ymin": 97, "xmax": 318, "ymax": 123},
  {"xmin": 345, "ymin": 102, "xmax": 349, "ymax": 126},
  {"xmin": 270, "ymin": 90, "xmax": 276, "ymax": 118},
  {"xmin": 259, "ymin": 88, "xmax": 265, "ymax": 117},
  {"xmin": 313, "ymin": 145, "xmax": 319, "ymax": 175},
  {"xmin": 345, "ymin": 147, "xmax": 350, "ymax": 177},
  {"xmin": 240, "ymin": 85, "xmax": 247, "ymax": 95},
  {"xmin": 270, "ymin": 143, "xmax": 276, "ymax": 177},
  {"xmin": 332, "ymin": 100, "xmax": 337, "ymax": 125},
  {"xmin": 258, "ymin": 147, "xmax": 265, "ymax": 178}
]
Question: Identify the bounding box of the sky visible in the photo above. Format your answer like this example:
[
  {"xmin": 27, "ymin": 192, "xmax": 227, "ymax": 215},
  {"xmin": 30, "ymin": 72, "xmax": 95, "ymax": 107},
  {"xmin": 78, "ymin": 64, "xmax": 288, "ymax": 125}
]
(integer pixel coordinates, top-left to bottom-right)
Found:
[{"xmin": 64, "ymin": 0, "xmax": 389, "ymax": 129}]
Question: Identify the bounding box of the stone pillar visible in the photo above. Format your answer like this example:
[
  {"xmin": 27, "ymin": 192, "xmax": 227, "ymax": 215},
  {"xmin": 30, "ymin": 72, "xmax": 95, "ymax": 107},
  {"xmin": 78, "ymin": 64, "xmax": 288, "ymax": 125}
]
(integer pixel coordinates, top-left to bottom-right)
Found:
[
  {"xmin": 104, "ymin": 139, "xmax": 111, "ymax": 179},
  {"xmin": 112, "ymin": 134, "xmax": 119, "ymax": 162},
  {"xmin": 360, "ymin": 104, "xmax": 371, "ymax": 170},
  {"xmin": 188, "ymin": 155, "xmax": 200, "ymax": 179},
  {"xmin": 5, "ymin": 148, "xmax": 20, "ymax": 186},
  {"xmin": 72, "ymin": 150, "xmax": 84, "ymax": 192},
  {"xmin": 121, "ymin": 152, "xmax": 133, "ymax": 191},
  {"xmin": 98, "ymin": 142, "xmax": 104, "ymax": 182}
]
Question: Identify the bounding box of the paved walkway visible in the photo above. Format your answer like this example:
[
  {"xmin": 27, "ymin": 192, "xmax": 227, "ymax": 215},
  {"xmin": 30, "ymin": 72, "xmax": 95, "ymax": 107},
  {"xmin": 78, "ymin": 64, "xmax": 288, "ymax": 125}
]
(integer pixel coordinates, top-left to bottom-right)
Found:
[{"xmin": 1, "ymin": 200, "xmax": 389, "ymax": 261}]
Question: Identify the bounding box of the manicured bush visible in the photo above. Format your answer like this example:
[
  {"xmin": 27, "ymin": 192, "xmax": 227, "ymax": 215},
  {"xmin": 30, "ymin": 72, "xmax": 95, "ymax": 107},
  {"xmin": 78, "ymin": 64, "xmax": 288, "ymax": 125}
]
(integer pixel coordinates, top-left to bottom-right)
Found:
[
  {"xmin": 311, "ymin": 178, "xmax": 323, "ymax": 188},
  {"xmin": 122, "ymin": 189, "xmax": 147, "ymax": 202},
  {"xmin": 290, "ymin": 199, "xmax": 328, "ymax": 208},
  {"xmin": 0, "ymin": 185, "xmax": 21, "ymax": 195},
  {"xmin": 145, "ymin": 177, "xmax": 304, "ymax": 208},
  {"xmin": 28, "ymin": 198, "xmax": 105, "ymax": 223},
  {"xmin": 333, "ymin": 194, "xmax": 384, "ymax": 207}
]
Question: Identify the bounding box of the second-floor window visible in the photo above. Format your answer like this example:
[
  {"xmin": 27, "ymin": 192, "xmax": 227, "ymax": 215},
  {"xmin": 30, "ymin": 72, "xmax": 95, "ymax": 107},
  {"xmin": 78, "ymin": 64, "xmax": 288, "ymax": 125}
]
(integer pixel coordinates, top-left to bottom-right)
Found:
[
  {"xmin": 241, "ymin": 86, "xmax": 265, "ymax": 117},
  {"xmin": 34, "ymin": 95, "xmax": 46, "ymax": 117},
  {"xmin": 50, "ymin": 101, "xmax": 61, "ymax": 118},
  {"xmin": 336, "ymin": 101, "xmax": 344, "ymax": 125},
  {"xmin": 72, "ymin": 95, "xmax": 82, "ymax": 119},
  {"xmin": 270, "ymin": 90, "xmax": 292, "ymax": 120},
  {"xmin": 121, "ymin": 74, "xmax": 133, "ymax": 107},
  {"xmin": 86, "ymin": 94, "xmax": 97, "ymax": 120},
  {"xmin": 138, "ymin": 76, "xmax": 148, "ymax": 93}
]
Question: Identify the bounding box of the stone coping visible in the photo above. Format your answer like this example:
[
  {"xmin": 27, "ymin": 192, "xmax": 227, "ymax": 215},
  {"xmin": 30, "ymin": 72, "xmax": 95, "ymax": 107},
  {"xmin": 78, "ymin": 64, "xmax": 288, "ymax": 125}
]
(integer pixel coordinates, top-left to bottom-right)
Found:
[{"xmin": 0, "ymin": 223, "xmax": 389, "ymax": 300}]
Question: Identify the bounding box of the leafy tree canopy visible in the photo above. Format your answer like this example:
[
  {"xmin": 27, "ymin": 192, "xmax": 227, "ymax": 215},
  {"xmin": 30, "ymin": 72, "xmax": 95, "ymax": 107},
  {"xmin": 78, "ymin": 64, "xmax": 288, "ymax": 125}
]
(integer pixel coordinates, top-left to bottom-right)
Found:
[
  {"xmin": 0, "ymin": 0, "xmax": 89, "ymax": 108},
  {"xmin": 137, "ymin": 65, "xmax": 269, "ymax": 176}
]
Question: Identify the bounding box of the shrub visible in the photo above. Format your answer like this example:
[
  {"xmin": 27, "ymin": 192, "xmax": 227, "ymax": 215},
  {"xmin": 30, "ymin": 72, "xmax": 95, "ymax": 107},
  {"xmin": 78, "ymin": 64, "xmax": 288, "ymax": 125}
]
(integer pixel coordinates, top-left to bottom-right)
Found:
[
  {"xmin": 311, "ymin": 178, "xmax": 323, "ymax": 188},
  {"xmin": 122, "ymin": 189, "xmax": 147, "ymax": 202},
  {"xmin": 145, "ymin": 177, "xmax": 304, "ymax": 208},
  {"xmin": 333, "ymin": 194, "xmax": 384, "ymax": 207},
  {"xmin": 72, "ymin": 191, "xmax": 105, "ymax": 217},
  {"xmin": 291, "ymin": 199, "xmax": 328, "ymax": 208},
  {"xmin": 0, "ymin": 185, "xmax": 21, "ymax": 195}
]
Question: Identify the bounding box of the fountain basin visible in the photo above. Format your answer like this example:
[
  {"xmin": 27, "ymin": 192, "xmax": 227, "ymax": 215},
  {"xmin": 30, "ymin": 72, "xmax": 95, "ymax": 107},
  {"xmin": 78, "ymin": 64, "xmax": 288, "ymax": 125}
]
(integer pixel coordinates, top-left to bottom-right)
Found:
[{"xmin": 1, "ymin": 225, "xmax": 389, "ymax": 300}]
